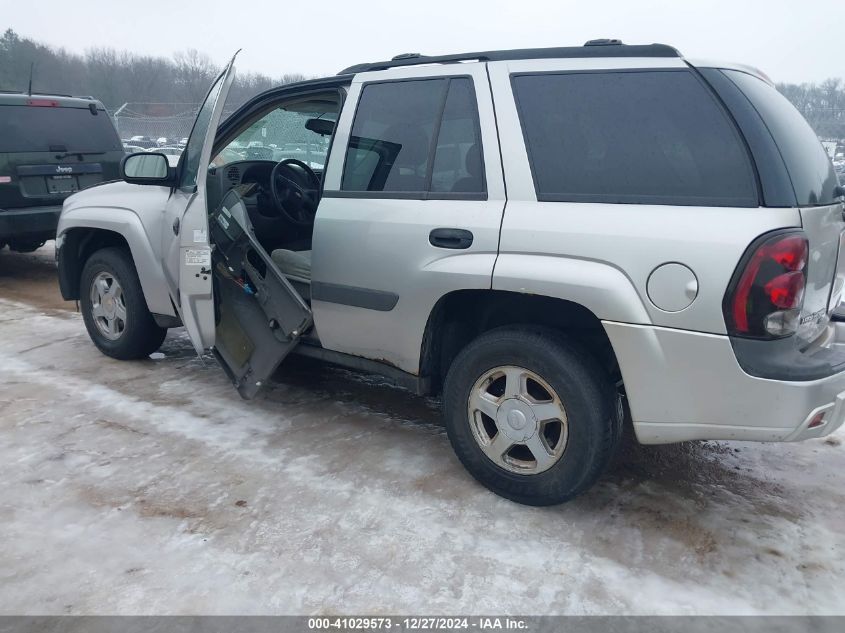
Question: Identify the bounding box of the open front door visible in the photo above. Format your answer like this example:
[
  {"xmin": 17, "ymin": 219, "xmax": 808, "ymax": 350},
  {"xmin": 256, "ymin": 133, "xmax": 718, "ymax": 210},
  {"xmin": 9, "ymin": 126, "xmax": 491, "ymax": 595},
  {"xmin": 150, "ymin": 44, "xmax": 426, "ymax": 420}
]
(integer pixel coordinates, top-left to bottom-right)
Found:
[
  {"xmin": 165, "ymin": 52, "xmax": 312, "ymax": 398},
  {"xmin": 163, "ymin": 54, "xmax": 238, "ymax": 355},
  {"xmin": 208, "ymin": 190, "xmax": 312, "ymax": 398}
]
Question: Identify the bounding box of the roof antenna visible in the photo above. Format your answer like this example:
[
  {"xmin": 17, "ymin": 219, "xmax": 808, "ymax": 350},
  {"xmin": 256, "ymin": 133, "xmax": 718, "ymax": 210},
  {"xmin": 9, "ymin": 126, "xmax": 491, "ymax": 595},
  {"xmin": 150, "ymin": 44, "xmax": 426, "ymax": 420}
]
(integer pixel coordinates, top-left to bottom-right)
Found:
[{"xmin": 27, "ymin": 62, "xmax": 34, "ymax": 96}]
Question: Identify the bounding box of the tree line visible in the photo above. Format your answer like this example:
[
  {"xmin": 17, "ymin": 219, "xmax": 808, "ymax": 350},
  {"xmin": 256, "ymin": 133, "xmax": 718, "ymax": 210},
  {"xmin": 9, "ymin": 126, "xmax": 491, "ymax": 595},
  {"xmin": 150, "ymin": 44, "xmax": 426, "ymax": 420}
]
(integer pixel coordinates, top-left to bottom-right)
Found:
[
  {"xmin": 0, "ymin": 28, "xmax": 305, "ymax": 111},
  {"xmin": 776, "ymin": 79, "xmax": 845, "ymax": 139},
  {"xmin": 2, "ymin": 28, "xmax": 844, "ymax": 139}
]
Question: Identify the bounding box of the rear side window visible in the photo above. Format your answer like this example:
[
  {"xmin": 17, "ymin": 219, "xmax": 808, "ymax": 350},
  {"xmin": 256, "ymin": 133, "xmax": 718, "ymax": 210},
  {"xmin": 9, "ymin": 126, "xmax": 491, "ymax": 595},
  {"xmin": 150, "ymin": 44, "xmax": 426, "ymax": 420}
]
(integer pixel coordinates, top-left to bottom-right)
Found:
[
  {"xmin": 0, "ymin": 105, "xmax": 122, "ymax": 153},
  {"xmin": 512, "ymin": 70, "xmax": 758, "ymax": 207},
  {"xmin": 341, "ymin": 77, "xmax": 485, "ymax": 197},
  {"xmin": 723, "ymin": 70, "xmax": 839, "ymax": 207}
]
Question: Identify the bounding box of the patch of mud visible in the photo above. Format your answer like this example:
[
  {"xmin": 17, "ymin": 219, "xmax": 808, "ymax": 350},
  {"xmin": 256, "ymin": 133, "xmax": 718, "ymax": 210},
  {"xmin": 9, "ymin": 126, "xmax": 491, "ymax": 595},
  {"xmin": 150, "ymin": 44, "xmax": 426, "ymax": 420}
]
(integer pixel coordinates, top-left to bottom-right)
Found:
[{"xmin": 0, "ymin": 244, "xmax": 74, "ymax": 314}]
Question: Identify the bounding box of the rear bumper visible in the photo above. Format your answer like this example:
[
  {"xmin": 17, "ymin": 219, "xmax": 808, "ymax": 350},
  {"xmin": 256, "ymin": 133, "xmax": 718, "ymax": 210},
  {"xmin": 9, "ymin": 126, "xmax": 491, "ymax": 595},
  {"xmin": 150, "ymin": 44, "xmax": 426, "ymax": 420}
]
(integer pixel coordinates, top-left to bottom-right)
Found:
[
  {"xmin": 0, "ymin": 205, "xmax": 62, "ymax": 243},
  {"xmin": 604, "ymin": 321, "xmax": 845, "ymax": 444}
]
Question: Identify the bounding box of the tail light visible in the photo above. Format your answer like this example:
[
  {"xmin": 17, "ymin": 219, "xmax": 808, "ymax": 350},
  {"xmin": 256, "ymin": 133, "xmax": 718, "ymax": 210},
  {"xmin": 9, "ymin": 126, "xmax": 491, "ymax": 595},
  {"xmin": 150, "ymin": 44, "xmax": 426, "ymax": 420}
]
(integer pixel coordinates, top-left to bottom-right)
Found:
[{"xmin": 724, "ymin": 231, "xmax": 809, "ymax": 338}]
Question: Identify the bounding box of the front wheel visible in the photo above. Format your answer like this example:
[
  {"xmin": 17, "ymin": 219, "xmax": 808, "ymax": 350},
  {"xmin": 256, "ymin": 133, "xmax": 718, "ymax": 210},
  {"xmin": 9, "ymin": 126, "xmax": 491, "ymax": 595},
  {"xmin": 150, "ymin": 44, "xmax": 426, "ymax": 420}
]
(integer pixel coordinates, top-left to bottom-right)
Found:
[
  {"xmin": 80, "ymin": 247, "xmax": 167, "ymax": 360},
  {"xmin": 443, "ymin": 327, "xmax": 620, "ymax": 506}
]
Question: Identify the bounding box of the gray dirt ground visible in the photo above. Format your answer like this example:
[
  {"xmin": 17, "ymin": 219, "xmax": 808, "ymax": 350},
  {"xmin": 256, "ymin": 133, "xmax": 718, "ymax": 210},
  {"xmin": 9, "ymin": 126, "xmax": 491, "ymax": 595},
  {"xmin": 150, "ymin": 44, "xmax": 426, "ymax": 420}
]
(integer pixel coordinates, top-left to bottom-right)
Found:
[{"xmin": 0, "ymin": 245, "xmax": 843, "ymax": 615}]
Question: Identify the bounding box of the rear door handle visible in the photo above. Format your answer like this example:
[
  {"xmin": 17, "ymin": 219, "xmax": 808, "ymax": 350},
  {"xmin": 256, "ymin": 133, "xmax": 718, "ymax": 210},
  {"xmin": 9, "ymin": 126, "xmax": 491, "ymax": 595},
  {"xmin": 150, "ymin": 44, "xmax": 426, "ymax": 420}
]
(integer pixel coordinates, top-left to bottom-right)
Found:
[{"xmin": 429, "ymin": 228, "xmax": 473, "ymax": 249}]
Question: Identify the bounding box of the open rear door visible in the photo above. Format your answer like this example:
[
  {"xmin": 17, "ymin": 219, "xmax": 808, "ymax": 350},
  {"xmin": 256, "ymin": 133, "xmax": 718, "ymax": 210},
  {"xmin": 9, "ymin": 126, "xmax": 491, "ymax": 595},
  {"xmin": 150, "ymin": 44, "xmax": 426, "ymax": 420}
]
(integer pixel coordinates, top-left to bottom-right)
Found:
[{"xmin": 208, "ymin": 190, "xmax": 312, "ymax": 398}]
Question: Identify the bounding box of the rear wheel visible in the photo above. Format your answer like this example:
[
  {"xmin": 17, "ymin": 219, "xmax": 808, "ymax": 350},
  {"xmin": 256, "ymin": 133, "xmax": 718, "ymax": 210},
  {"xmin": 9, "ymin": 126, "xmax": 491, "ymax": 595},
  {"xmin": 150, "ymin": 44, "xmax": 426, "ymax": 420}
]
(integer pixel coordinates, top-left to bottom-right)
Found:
[
  {"xmin": 443, "ymin": 326, "xmax": 619, "ymax": 506},
  {"xmin": 80, "ymin": 247, "xmax": 166, "ymax": 360}
]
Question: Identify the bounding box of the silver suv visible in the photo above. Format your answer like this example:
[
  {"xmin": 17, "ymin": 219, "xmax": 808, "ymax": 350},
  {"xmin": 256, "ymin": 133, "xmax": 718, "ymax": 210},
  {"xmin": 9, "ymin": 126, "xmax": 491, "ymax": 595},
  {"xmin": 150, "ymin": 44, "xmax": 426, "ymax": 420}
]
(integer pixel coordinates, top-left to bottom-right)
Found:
[{"xmin": 56, "ymin": 41, "xmax": 845, "ymax": 505}]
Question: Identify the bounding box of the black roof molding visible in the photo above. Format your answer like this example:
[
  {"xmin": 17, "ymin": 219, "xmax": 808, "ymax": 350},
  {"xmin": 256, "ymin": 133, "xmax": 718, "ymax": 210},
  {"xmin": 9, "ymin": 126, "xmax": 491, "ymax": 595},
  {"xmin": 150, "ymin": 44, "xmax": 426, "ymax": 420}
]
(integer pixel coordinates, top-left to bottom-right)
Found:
[{"xmin": 339, "ymin": 41, "xmax": 681, "ymax": 75}]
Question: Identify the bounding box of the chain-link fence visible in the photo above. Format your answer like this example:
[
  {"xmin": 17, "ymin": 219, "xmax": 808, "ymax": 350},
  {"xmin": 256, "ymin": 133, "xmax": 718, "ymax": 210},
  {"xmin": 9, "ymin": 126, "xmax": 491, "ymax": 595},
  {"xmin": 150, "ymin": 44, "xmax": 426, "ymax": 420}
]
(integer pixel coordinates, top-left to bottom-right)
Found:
[{"xmin": 112, "ymin": 103, "xmax": 200, "ymax": 146}]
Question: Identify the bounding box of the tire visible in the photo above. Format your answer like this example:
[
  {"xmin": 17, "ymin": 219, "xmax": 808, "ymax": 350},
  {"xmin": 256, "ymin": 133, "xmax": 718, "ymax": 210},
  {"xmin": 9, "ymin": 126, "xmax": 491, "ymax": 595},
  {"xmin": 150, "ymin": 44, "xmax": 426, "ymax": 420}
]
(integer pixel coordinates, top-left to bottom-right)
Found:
[
  {"xmin": 79, "ymin": 247, "xmax": 167, "ymax": 360},
  {"xmin": 443, "ymin": 326, "xmax": 619, "ymax": 506}
]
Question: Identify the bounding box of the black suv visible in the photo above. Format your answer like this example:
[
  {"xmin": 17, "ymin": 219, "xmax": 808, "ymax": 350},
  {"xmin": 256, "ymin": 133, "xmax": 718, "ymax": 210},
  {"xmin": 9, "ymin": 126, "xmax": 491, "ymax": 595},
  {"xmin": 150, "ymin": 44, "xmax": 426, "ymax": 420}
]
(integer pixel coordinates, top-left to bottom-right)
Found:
[{"xmin": 0, "ymin": 92, "xmax": 124, "ymax": 252}]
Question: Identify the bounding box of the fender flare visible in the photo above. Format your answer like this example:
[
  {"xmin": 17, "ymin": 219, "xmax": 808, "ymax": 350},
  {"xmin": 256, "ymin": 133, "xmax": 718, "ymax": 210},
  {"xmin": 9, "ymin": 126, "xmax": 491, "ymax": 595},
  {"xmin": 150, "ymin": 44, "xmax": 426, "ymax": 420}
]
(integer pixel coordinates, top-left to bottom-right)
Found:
[
  {"xmin": 492, "ymin": 253, "xmax": 652, "ymax": 325},
  {"xmin": 57, "ymin": 206, "xmax": 175, "ymax": 317}
]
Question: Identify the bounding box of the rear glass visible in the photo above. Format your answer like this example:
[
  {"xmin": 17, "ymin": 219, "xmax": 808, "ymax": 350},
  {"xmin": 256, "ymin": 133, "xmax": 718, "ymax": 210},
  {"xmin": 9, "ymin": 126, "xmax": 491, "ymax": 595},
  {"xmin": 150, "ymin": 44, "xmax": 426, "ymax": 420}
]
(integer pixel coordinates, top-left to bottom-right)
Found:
[
  {"xmin": 512, "ymin": 70, "xmax": 758, "ymax": 207},
  {"xmin": 723, "ymin": 70, "xmax": 839, "ymax": 207},
  {"xmin": 0, "ymin": 105, "xmax": 122, "ymax": 153}
]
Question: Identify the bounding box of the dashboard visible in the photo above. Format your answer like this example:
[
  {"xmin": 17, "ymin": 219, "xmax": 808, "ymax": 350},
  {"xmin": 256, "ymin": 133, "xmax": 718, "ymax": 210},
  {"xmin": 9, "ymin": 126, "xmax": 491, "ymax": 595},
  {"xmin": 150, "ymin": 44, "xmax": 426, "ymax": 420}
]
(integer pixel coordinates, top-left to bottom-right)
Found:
[{"xmin": 207, "ymin": 159, "xmax": 322, "ymax": 249}]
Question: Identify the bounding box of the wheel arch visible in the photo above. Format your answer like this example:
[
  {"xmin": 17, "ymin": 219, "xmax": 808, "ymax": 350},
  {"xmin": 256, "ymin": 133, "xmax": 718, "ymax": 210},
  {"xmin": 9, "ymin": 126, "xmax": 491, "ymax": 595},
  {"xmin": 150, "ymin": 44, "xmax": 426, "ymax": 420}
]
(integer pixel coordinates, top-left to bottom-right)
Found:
[
  {"xmin": 57, "ymin": 210, "xmax": 175, "ymax": 317},
  {"xmin": 419, "ymin": 289, "xmax": 622, "ymax": 396}
]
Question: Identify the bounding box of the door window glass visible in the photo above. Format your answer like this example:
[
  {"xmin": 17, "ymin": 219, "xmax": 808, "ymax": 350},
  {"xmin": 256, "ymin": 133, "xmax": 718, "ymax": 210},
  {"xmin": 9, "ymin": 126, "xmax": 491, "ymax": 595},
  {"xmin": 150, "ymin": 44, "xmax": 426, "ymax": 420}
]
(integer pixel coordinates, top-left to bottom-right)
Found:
[
  {"xmin": 512, "ymin": 70, "xmax": 758, "ymax": 207},
  {"xmin": 341, "ymin": 77, "xmax": 485, "ymax": 196}
]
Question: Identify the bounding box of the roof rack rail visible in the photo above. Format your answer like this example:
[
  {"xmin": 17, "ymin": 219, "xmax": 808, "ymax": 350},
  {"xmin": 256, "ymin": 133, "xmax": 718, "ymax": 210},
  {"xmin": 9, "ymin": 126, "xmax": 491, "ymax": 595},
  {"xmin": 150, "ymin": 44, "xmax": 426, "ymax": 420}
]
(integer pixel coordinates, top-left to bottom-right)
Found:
[{"xmin": 339, "ymin": 41, "xmax": 681, "ymax": 75}]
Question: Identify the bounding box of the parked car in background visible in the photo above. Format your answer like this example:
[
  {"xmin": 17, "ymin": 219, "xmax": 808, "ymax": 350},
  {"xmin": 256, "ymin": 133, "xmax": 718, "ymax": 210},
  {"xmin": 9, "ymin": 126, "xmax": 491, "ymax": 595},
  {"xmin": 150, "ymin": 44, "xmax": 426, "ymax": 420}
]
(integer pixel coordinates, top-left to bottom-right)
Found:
[
  {"xmin": 56, "ymin": 42, "xmax": 845, "ymax": 505},
  {"xmin": 123, "ymin": 144, "xmax": 146, "ymax": 154},
  {"xmin": 128, "ymin": 136, "xmax": 157, "ymax": 149},
  {"xmin": 0, "ymin": 92, "xmax": 124, "ymax": 252},
  {"xmin": 149, "ymin": 146, "xmax": 183, "ymax": 166}
]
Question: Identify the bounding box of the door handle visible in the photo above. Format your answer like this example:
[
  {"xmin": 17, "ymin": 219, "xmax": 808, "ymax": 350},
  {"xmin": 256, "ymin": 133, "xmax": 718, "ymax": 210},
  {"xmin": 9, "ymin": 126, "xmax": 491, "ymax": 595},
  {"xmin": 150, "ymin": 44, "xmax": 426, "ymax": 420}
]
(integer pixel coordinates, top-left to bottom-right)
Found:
[
  {"xmin": 172, "ymin": 217, "xmax": 180, "ymax": 236},
  {"xmin": 429, "ymin": 228, "xmax": 473, "ymax": 249}
]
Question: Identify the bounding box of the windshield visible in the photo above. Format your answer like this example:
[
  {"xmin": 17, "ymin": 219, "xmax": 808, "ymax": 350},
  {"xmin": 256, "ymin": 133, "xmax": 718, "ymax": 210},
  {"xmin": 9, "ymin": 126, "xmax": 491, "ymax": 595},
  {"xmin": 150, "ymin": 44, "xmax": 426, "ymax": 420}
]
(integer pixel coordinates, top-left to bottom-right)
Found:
[
  {"xmin": 214, "ymin": 106, "xmax": 336, "ymax": 170},
  {"xmin": 0, "ymin": 105, "xmax": 122, "ymax": 153}
]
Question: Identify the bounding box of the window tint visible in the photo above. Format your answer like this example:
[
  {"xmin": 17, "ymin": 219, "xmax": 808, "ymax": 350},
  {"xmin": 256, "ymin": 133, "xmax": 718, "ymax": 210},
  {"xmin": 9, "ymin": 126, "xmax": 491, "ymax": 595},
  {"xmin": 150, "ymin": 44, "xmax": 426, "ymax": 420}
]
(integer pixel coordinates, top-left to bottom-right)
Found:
[
  {"xmin": 431, "ymin": 78, "xmax": 485, "ymax": 193},
  {"xmin": 512, "ymin": 70, "xmax": 758, "ymax": 207},
  {"xmin": 0, "ymin": 105, "xmax": 122, "ymax": 153},
  {"xmin": 341, "ymin": 77, "xmax": 484, "ymax": 196},
  {"xmin": 724, "ymin": 70, "xmax": 839, "ymax": 207}
]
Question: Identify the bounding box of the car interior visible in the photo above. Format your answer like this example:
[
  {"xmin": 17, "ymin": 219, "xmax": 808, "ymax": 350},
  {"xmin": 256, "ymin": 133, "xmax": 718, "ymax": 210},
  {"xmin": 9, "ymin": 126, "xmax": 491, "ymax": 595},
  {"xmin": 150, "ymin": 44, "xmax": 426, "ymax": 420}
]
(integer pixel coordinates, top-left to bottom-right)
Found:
[
  {"xmin": 207, "ymin": 90, "xmax": 342, "ymax": 297},
  {"xmin": 206, "ymin": 81, "xmax": 486, "ymax": 305}
]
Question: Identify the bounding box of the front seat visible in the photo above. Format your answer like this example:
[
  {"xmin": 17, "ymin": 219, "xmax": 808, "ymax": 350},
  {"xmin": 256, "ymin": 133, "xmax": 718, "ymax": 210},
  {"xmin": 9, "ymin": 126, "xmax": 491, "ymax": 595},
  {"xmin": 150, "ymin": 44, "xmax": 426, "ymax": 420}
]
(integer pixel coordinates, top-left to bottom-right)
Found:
[
  {"xmin": 270, "ymin": 249, "xmax": 311, "ymax": 281},
  {"xmin": 450, "ymin": 143, "xmax": 484, "ymax": 193},
  {"xmin": 270, "ymin": 248, "xmax": 312, "ymax": 301},
  {"xmin": 380, "ymin": 123, "xmax": 429, "ymax": 191}
]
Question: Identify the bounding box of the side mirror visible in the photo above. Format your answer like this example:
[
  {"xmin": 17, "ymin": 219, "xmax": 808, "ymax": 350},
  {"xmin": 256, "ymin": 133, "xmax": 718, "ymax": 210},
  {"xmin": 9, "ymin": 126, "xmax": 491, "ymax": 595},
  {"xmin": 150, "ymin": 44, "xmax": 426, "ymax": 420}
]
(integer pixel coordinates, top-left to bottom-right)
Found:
[{"xmin": 121, "ymin": 152, "xmax": 174, "ymax": 185}]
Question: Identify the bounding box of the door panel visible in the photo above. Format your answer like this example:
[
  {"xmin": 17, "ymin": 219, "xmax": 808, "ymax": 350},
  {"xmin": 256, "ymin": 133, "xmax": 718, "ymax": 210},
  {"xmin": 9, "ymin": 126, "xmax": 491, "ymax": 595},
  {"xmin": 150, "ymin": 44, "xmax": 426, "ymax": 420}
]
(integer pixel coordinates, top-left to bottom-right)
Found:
[
  {"xmin": 209, "ymin": 190, "xmax": 312, "ymax": 398},
  {"xmin": 161, "ymin": 54, "xmax": 238, "ymax": 355},
  {"xmin": 311, "ymin": 64, "xmax": 505, "ymax": 374}
]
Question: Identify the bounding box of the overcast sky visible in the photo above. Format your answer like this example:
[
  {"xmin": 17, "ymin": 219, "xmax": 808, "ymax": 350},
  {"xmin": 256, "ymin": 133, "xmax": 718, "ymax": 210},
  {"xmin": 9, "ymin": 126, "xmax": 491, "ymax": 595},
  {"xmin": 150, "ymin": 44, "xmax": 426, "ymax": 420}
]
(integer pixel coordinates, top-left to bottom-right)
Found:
[{"xmin": 2, "ymin": 0, "xmax": 842, "ymax": 84}]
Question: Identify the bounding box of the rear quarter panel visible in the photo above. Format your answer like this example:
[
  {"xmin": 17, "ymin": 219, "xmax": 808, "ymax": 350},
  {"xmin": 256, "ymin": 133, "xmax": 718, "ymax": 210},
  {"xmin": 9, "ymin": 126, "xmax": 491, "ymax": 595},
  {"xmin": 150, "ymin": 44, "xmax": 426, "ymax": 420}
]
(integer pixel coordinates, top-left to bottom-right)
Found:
[{"xmin": 487, "ymin": 58, "xmax": 801, "ymax": 333}]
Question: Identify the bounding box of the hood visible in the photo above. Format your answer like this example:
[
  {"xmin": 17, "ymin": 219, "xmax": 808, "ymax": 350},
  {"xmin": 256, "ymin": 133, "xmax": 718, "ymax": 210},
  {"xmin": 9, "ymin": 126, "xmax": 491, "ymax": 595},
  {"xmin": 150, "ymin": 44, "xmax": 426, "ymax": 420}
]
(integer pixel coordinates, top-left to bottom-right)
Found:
[{"xmin": 62, "ymin": 179, "xmax": 172, "ymax": 216}]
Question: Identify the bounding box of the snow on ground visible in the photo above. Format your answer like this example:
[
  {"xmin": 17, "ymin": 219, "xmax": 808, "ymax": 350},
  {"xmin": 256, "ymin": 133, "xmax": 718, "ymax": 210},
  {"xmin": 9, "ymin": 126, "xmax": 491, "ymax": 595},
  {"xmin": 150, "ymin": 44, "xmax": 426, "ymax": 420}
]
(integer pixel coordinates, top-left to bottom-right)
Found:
[{"xmin": 0, "ymin": 248, "xmax": 843, "ymax": 615}]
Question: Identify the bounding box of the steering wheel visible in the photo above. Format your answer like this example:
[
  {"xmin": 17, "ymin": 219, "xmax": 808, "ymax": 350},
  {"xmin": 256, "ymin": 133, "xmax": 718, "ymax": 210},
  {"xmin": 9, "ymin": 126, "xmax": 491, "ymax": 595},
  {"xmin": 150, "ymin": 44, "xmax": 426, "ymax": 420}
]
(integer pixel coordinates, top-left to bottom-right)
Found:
[{"xmin": 270, "ymin": 158, "xmax": 320, "ymax": 226}]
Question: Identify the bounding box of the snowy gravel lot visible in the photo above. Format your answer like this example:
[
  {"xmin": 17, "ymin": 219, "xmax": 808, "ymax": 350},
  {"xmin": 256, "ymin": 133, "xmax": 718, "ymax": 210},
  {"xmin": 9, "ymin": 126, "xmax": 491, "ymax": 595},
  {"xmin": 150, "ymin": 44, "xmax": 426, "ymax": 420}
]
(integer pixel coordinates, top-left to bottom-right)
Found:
[{"xmin": 0, "ymin": 246, "xmax": 844, "ymax": 615}]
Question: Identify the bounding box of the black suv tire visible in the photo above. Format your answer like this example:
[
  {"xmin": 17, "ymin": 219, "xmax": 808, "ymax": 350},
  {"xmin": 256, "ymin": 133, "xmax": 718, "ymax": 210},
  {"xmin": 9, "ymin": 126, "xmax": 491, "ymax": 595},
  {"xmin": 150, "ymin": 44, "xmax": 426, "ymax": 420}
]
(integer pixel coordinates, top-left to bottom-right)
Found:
[
  {"xmin": 443, "ymin": 326, "xmax": 619, "ymax": 506},
  {"xmin": 80, "ymin": 247, "xmax": 167, "ymax": 360}
]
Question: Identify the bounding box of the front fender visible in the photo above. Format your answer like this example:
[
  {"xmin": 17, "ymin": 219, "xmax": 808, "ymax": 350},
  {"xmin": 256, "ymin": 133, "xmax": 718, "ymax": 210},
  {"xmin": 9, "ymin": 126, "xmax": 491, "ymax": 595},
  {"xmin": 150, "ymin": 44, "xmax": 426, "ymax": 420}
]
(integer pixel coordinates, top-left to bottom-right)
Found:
[{"xmin": 57, "ymin": 184, "xmax": 174, "ymax": 316}]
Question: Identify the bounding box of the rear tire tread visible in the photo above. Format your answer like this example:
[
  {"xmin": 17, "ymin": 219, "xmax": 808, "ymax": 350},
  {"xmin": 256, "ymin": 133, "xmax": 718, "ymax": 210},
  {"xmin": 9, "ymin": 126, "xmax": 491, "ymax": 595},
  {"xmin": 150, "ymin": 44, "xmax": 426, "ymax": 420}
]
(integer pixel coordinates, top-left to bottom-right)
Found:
[{"xmin": 443, "ymin": 325, "xmax": 618, "ymax": 506}]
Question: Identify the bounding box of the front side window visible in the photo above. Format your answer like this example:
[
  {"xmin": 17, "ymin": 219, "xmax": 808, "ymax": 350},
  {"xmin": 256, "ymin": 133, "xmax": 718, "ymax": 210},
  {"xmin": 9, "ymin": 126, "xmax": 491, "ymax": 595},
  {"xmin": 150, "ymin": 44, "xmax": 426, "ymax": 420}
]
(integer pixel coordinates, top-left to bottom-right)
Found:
[
  {"xmin": 341, "ymin": 77, "xmax": 485, "ymax": 197},
  {"xmin": 512, "ymin": 70, "xmax": 758, "ymax": 207},
  {"xmin": 213, "ymin": 105, "xmax": 336, "ymax": 170}
]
